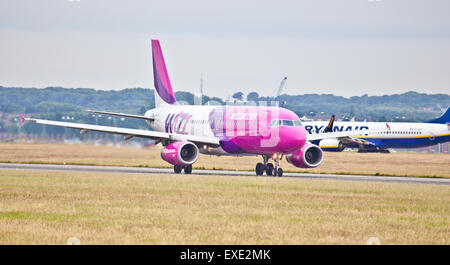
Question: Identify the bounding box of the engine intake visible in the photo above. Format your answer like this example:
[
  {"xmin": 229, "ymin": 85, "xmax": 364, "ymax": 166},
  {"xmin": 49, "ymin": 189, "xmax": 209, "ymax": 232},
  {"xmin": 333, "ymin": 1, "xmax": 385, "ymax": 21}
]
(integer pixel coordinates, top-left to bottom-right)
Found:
[
  {"xmin": 319, "ymin": 138, "xmax": 345, "ymax": 152},
  {"xmin": 286, "ymin": 143, "xmax": 323, "ymax": 168},
  {"xmin": 161, "ymin": 141, "xmax": 199, "ymax": 166}
]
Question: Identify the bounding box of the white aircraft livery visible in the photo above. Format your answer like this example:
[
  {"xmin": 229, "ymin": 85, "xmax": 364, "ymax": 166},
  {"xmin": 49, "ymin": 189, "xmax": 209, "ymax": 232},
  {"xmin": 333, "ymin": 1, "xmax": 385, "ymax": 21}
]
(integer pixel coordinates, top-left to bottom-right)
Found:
[{"xmin": 303, "ymin": 108, "xmax": 450, "ymax": 152}]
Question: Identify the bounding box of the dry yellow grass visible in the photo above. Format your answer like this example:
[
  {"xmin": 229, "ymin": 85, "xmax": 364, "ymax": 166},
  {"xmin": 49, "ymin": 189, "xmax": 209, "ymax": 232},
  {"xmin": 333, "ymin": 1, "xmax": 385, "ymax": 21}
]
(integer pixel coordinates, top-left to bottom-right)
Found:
[
  {"xmin": 0, "ymin": 143, "xmax": 449, "ymax": 178},
  {"xmin": 0, "ymin": 169, "xmax": 448, "ymax": 245}
]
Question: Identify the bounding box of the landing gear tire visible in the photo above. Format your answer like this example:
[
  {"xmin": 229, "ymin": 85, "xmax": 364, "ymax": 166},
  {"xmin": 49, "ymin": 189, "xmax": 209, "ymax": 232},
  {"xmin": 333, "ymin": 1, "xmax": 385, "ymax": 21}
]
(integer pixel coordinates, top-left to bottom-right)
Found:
[
  {"xmin": 174, "ymin": 165, "xmax": 182, "ymax": 174},
  {"xmin": 184, "ymin": 165, "xmax": 192, "ymax": 174},
  {"xmin": 357, "ymin": 149, "xmax": 367, "ymax": 153},
  {"xmin": 277, "ymin": 168, "xmax": 283, "ymax": 177},
  {"xmin": 256, "ymin": 163, "xmax": 265, "ymax": 176},
  {"xmin": 266, "ymin": 163, "xmax": 274, "ymax": 176}
]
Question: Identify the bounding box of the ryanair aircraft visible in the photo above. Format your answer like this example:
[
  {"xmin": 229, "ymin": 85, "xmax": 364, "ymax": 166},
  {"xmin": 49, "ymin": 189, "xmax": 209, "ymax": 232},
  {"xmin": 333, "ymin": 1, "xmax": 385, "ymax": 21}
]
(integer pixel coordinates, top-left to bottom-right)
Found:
[{"xmin": 303, "ymin": 108, "xmax": 450, "ymax": 152}]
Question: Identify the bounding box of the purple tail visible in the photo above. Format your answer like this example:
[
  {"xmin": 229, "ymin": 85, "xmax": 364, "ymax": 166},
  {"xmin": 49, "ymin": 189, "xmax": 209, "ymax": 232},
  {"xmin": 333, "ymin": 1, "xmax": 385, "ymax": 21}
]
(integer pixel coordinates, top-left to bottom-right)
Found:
[{"xmin": 152, "ymin": 39, "xmax": 177, "ymax": 105}]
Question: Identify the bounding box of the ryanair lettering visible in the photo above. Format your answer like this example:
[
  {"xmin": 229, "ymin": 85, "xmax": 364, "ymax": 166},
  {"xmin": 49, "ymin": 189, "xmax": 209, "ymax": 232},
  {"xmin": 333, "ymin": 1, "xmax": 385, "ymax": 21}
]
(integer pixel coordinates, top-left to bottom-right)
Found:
[{"xmin": 305, "ymin": 125, "xmax": 369, "ymax": 134}]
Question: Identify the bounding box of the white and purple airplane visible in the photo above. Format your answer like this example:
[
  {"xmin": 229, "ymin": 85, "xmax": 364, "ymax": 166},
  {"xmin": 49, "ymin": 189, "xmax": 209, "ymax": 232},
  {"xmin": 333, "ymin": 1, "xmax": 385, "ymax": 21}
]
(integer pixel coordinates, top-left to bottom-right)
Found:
[{"xmin": 26, "ymin": 40, "xmax": 374, "ymax": 176}]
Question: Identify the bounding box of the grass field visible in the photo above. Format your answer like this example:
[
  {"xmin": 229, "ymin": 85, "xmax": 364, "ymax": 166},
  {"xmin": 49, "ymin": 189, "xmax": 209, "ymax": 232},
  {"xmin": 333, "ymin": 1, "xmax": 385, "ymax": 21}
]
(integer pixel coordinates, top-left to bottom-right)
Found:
[
  {"xmin": 0, "ymin": 143, "xmax": 449, "ymax": 178},
  {"xmin": 0, "ymin": 169, "xmax": 448, "ymax": 244}
]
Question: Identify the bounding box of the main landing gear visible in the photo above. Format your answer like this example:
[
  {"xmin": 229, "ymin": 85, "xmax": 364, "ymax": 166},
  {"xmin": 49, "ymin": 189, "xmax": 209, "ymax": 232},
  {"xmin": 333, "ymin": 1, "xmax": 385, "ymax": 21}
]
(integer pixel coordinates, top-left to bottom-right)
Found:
[
  {"xmin": 174, "ymin": 165, "xmax": 192, "ymax": 174},
  {"xmin": 255, "ymin": 155, "xmax": 283, "ymax": 177}
]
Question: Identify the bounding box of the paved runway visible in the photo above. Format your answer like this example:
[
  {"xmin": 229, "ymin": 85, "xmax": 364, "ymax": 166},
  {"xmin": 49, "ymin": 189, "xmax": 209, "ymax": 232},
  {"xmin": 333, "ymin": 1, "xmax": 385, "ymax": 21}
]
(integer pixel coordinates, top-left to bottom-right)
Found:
[{"xmin": 0, "ymin": 163, "xmax": 449, "ymax": 185}]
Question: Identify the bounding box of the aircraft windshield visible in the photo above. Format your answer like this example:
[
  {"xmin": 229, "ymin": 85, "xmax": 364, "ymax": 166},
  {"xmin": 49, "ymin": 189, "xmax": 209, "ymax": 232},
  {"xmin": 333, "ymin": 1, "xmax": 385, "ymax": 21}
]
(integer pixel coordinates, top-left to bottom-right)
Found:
[
  {"xmin": 282, "ymin": 120, "xmax": 294, "ymax": 126},
  {"xmin": 293, "ymin": 120, "xmax": 302, "ymax": 126},
  {"xmin": 270, "ymin": 119, "xmax": 303, "ymax": 127}
]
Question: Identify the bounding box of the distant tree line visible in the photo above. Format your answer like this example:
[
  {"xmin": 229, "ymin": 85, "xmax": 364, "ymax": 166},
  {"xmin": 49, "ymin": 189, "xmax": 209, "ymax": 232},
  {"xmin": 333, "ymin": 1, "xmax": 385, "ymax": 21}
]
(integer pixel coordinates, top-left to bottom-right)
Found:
[
  {"xmin": 0, "ymin": 86, "xmax": 449, "ymax": 136},
  {"xmin": 238, "ymin": 91, "xmax": 449, "ymax": 122}
]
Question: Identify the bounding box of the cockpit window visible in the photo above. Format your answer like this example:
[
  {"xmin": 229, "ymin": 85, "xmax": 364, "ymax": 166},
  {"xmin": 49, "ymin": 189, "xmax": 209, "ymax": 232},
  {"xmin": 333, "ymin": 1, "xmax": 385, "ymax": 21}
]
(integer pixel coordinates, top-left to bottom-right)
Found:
[
  {"xmin": 293, "ymin": 120, "xmax": 302, "ymax": 126},
  {"xmin": 270, "ymin": 119, "xmax": 282, "ymax": 126},
  {"xmin": 282, "ymin": 120, "xmax": 294, "ymax": 126},
  {"xmin": 270, "ymin": 119, "xmax": 303, "ymax": 127}
]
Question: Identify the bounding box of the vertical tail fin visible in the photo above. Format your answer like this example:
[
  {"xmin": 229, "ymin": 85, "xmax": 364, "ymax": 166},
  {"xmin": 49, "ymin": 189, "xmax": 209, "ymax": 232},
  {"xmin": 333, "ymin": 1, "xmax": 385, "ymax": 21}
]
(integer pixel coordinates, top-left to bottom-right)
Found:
[
  {"xmin": 426, "ymin": 107, "xmax": 450, "ymax": 124},
  {"xmin": 152, "ymin": 39, "xmax": 177, "ymax": 107},
  {"xmin": 324, "ymin": 115, "xmax": 335, "ymax": 133}
]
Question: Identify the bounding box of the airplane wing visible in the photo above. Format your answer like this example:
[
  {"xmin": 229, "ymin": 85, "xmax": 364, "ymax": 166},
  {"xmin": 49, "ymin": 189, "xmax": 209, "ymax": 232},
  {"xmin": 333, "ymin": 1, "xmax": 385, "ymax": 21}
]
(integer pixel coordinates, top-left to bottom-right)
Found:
[
  {"xmin": 337, "ymin": 136, "xmax": 376, "ymax": 147},
  {"xmin": 26, "ymin": 118, "xmax": 220, "ymax": 147},
  {"xmin": 307, "ymin": 129, "xmax": 376, "ymax": 146},
  {"xmin": 86, "ymin": 110, "xmax": 154, "ymax": 121}
]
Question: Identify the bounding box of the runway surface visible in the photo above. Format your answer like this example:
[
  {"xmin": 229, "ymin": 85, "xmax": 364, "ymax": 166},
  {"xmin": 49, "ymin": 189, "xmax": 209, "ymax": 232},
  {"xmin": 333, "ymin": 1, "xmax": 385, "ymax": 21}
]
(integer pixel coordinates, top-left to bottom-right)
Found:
[{"xmin": 0, "ymin": 163, "xmax": 449, "ymax": 185}]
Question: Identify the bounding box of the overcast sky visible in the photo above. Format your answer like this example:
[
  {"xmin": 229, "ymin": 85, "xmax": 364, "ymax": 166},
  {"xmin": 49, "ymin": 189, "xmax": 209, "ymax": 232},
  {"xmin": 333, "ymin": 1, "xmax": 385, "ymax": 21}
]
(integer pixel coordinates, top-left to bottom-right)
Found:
[{"xmin": 0, "ymin": 0, "xmax": 449, "ymax": 98}]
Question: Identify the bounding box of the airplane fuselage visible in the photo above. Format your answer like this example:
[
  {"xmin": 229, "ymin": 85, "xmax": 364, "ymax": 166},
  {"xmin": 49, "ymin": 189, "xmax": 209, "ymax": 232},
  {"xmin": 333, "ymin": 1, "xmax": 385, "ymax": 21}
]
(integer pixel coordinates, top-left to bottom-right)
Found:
[{"xmin": 145, "ymin": 105, "xmax": 307, "ymax": 156}]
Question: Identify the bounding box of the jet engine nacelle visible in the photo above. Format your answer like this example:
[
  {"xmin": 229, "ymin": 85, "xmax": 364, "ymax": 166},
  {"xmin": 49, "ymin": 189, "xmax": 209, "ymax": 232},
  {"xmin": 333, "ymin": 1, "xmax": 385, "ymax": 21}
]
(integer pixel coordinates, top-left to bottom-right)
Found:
[
  {"xmin": 160, "ymin": 141, "xmax": 199, "ymax": 166},
  {"xmin": 286, "ymin": 143, "xmax": 323, "ymax": 168},
  {"xmin": 318, "ymin": 138, "xmax": 344, "ymax": 152}
]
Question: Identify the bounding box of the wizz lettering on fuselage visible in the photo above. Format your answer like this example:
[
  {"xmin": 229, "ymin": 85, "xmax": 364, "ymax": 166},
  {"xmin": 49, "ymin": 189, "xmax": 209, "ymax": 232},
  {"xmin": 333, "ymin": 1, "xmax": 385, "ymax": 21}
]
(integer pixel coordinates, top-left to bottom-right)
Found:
[
  {"xmin": 165, "ymin": 112, "xmax": 192, "ymax": 134},
  {"xmin": 304, "ymin": 125, "xmax": 369, "ymax": 134}
]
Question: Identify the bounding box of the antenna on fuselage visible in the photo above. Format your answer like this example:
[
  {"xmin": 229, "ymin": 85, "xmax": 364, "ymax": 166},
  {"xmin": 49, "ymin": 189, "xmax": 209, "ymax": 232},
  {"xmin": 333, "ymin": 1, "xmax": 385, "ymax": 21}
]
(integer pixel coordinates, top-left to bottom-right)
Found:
[
  {"xmin": 197, "ymin": 73, "xmax": 204, "ymax": 105},
  {"xmin": 200, "ymin": 73, "xmax": 204, "ymax": 96}
]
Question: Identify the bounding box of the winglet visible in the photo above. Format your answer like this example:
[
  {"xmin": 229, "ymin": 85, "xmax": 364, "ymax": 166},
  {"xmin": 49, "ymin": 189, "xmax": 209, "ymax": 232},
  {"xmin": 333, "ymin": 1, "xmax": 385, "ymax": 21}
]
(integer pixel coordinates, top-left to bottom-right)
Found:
[
  {"xmin": 152, "ymin": 39, "xmax": 177, "ymax": 105},
  {"xmin": 19, "ymin": 114, "xmax": 25, "ymax": 125}
]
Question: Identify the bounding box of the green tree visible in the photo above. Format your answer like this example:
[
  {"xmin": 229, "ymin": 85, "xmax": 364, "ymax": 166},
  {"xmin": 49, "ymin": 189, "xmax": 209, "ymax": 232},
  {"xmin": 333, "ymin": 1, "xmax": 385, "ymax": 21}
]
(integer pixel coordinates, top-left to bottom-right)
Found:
[
  {"xmin": 232, "ymin": 92, "xmax": 244, "ymax": 101},
  {"xmin": 246, "ymin": 92, "xmax": 259, "ymax": 101}
]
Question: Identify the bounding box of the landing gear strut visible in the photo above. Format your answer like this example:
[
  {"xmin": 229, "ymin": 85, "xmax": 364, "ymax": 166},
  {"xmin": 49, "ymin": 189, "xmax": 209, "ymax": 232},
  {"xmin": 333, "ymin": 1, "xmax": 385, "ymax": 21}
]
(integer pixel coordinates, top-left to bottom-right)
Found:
[
  {"xmin": 272, "ymin": 154, "xmax": 283, "ymax": 177},
  {"xmin": 174, "ymin": 165, "xmax": 192, "ymax": 174},
  {"xmin": 255, "ymin": 154, "xmax": 283, "ymax": 177}
]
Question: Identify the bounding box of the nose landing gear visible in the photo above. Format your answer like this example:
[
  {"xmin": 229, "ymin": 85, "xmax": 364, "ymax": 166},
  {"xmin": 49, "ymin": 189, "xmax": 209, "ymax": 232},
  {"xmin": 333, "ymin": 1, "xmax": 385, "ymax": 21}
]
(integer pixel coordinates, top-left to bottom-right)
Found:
[
  {"xmin": 255, "ymin": 154, "xmax": 283, "ymax": 177},
  {"xmin": 272, "ymin": 154, "xmax": 283, "ymax": 177}
]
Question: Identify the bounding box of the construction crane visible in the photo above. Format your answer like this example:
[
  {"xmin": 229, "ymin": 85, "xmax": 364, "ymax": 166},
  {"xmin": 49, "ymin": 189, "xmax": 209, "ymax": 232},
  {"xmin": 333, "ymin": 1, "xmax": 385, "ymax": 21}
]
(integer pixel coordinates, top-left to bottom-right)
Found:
[{"xmin": 275, "ymin": 77, "xmax": 287, "ymax": 98}]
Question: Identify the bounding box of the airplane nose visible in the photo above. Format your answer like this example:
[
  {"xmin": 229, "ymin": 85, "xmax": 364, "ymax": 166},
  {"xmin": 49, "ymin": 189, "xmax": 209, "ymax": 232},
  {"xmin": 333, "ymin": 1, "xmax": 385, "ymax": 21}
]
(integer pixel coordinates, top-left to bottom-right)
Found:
[{"xmin": 277, "ymin": 126, "xmax": 307, "ymax": 153}]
